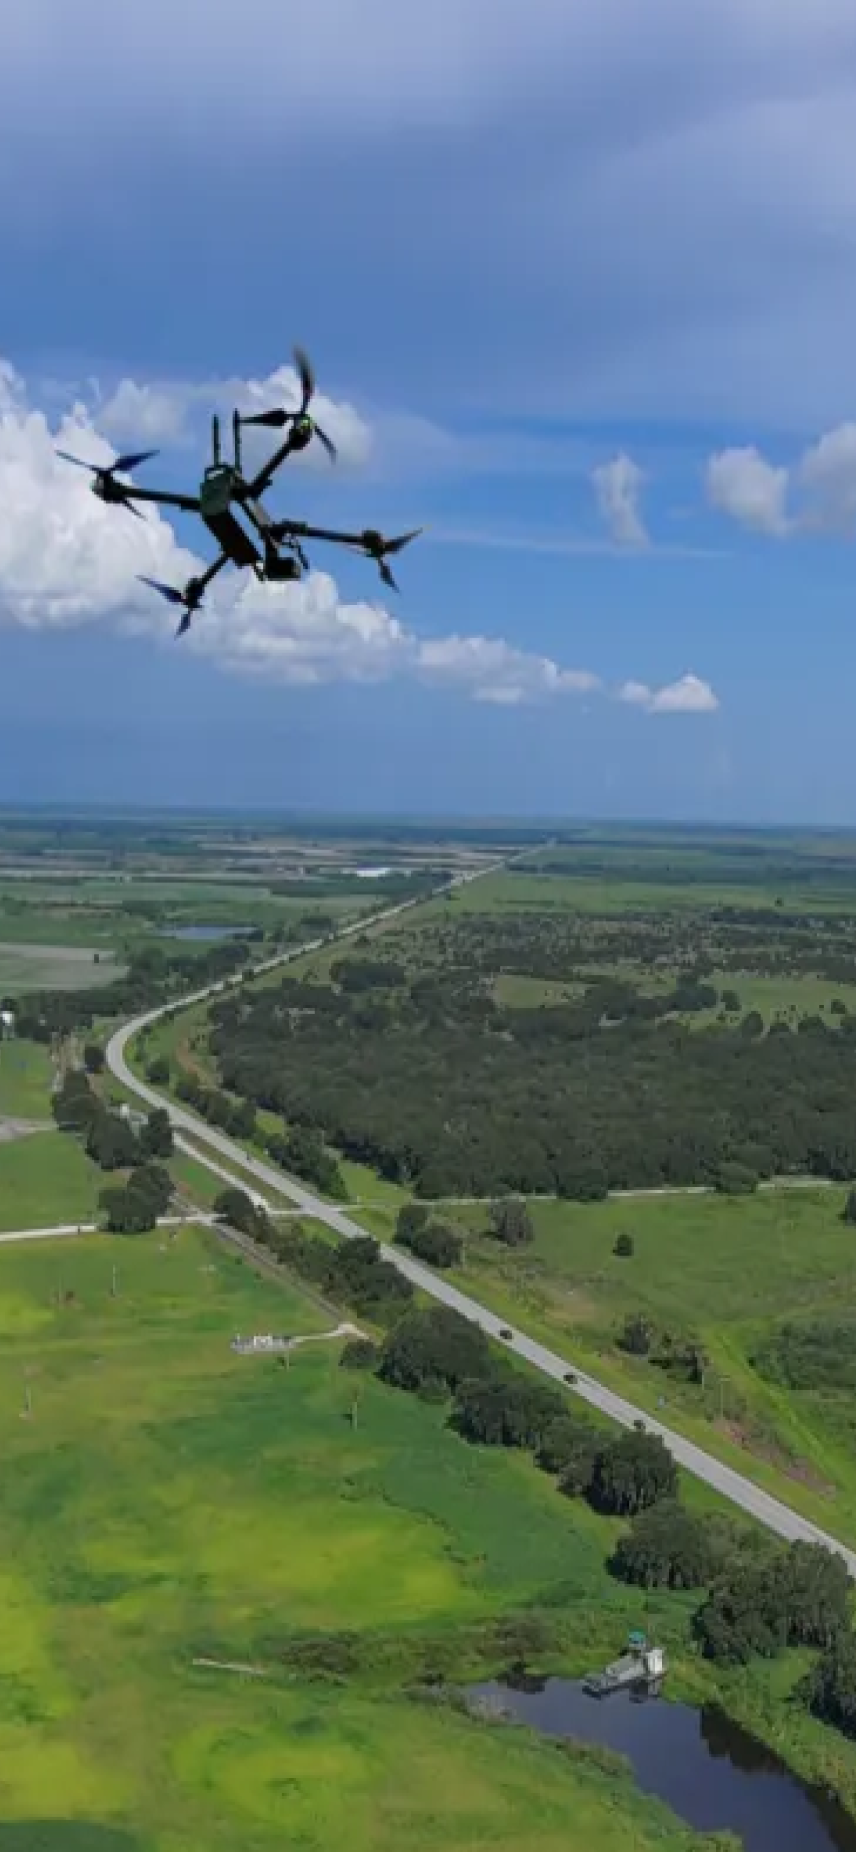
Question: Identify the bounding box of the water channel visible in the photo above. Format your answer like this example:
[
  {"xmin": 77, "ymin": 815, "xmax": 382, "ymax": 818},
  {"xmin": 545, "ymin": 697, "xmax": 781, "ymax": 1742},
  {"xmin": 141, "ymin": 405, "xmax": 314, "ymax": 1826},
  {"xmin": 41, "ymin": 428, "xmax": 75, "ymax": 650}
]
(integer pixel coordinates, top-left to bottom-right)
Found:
[{"xmin": 467, "ymin": 1673, "xmax": 856, "ymax": 1851}]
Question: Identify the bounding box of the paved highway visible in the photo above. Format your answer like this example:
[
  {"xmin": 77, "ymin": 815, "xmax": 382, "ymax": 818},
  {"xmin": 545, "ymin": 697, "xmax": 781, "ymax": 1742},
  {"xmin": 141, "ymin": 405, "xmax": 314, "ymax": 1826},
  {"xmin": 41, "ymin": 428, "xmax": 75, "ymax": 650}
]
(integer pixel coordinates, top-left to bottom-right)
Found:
[{"xmin": 105, "ymin": 868, "xmax": 856, "ymax": 1577}]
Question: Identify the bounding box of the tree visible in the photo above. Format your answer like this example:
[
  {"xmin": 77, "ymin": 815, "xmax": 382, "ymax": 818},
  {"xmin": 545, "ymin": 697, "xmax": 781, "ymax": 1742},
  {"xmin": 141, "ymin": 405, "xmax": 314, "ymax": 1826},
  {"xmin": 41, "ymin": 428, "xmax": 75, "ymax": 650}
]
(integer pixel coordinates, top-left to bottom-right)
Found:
[
  {"xmin": 213, "ymin": 1187, "xmax": 259, "ymax": 1234},
  {"xmin": 537, "ymin": 1414, "xmax": 599, "ymax": 1476},
  {"xmin": 487, "ymin": 1199, "xmax": 534, "ymax": 1248},
  {"xmin": 140, "ymin": 1107, "xmax": 174, "ymax": 1159},
  {"xmin": 379, "ymin": 1306, "xmax": 491, "ymax": 1395},
  {"xmin": 610, "ymin": 1499, "xmax": 715, "ymax": 1590},
  {"xmin": 618, "ymin": 1314, "xmax": 654, "ymax": 1357},
  {"xmin": 807, "ymin": 1630, "xmax": 856, "ymax": 1738},
  {"xmin": 128, "ymin": 1163, "xmax": 173, "ymax": 1218},
  {"xmin": 395, "ymin": 1202, "xmax": 430, "ymax": 1247},
  {"xmin": 83, "ymin": 1041, "xmax": 105, "ymax": 1074},
  {"xmin": 339, "ymin": 1337, "xmax": 379, "ymax": 1371},
  {"xmin": 451, "ymin": 1376, "xmax": 564, "ymax": 1449},
  {"xmin": 557, "ymin": 1429, "xmax": 601, "ymax": 1498},
  {"xmin": 714, "ymin": 1162, "xmax": 758, "ymax": 1196},
  {"xmin": 614, "ymin": 1231, "xmax": 634, "ymax": 1258},
  {"xmin": 86, "ymin": 1109, "xmax": 139, "ymax": 1171},
  {"xmin": 52, "ymin": 1071, "xmax": 97, "ymax": 1134},
  {"xmin": 100, "ymin": 1185, "xmax": 156, "ymax": 1234},
  {"xmin": 695, "ymin": 1562, "xmax": 788, "ymax": 1665},
  {"xmin": 146, "ymin": 1056, "xmax": 170, "ymax": 1086},
  {"xmin": 404, "ymin": 1222, "xmax": 463, "ymax": 1269},
  {"xmin": 843, "ymin": 1188, "xmax": 856, "ymax": 1227},
  {"xmin": 589, "ymin": 1429, "xmax": 678, "ymax": 1516}
]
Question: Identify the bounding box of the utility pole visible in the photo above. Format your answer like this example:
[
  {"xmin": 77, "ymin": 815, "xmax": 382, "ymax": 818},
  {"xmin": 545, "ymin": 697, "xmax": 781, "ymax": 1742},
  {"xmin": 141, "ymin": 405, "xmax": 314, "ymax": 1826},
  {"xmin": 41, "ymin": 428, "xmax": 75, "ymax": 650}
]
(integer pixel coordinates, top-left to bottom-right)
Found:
[{"xmin": 111, "ymin": 1265, "xmax": 119, "ymax": 1299}]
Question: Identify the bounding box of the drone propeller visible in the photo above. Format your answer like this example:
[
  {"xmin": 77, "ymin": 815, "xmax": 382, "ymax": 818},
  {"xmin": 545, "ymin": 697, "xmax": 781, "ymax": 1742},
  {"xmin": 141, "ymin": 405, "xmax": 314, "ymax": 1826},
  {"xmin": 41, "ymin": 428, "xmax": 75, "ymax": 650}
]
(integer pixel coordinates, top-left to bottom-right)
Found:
[
  {"xmin": 239, "ymin": 346, "xmax": 337, "ymax": 461},
  {"xmin": 56, "ymin": 447, "xmax": 158, "ymax": 518},
  {"xmin": 137, "ymin": 575, "xmax": 202, "ymax": 637},
  {"xmin": 359, "ymin": 528, "xmax": 422, "ymax": 593}
]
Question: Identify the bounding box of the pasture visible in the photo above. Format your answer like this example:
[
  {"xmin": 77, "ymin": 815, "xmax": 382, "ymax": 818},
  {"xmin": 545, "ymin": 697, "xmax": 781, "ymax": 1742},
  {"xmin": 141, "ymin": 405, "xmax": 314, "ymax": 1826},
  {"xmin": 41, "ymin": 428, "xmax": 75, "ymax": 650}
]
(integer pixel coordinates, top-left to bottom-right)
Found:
[
  {"xmin": 0, "ymin": 1133, "xmax": 105, "ymax": 1231},
  {"xmin": 0, "ymin": 1224, "xmax": 720, "ymax": 1852},
  {"xmin": 357, "ymin": 1186, "xmax": 856, "ymax": 1547},
  {"xmin": 0, "ymin": 944, "xmax": 125, "ymax": 995},
  {"xmin": 0, "ymin": 1041, "xmax": 54, "ymax": 1119}
]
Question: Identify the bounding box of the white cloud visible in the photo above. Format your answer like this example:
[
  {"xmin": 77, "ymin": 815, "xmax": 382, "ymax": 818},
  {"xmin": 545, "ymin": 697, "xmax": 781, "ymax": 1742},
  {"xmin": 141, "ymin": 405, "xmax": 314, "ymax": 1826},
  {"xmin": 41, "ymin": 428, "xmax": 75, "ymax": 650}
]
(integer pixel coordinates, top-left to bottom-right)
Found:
[
  {"xmin": 707, "ymin": 422, "xmax": 856, "ymax": 539},
  {"xmin": 96, "ymin": 361, "xmax": 373, "ymax": 471},
  {"xmin": 618, "ymin": 674, "xmax": 719, "ymax": 715},
  {"xmin": 592, "ymin": 454, "xmax": 648, "ymax": 547},
  {"xmin": 705, "ymin": 446, "xmax": 789, "ymax": 536},
  {"xmin": 0, "ymin": 358, "xmax": 718, "ymax": 713},
  {"xmin": 797, "ymin": 423, "xmax": 856, "ymax": 534}
]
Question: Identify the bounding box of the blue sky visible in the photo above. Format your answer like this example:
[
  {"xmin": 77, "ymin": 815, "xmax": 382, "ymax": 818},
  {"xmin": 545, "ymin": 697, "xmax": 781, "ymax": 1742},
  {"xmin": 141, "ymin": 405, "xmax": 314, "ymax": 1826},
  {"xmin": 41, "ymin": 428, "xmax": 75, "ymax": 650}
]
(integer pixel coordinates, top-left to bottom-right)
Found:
[{"xmin": 3, "ymin": 0, "xmax": 856, "ymax": 822}]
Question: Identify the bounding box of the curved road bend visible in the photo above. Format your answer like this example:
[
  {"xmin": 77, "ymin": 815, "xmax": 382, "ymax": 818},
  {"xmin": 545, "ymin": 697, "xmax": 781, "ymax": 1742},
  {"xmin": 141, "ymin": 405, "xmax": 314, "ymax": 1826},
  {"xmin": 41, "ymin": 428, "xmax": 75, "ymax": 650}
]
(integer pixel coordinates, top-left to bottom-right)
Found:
[{"xmin": 106, "ymin": 876, "xmax": 856, "ymax": 1580}]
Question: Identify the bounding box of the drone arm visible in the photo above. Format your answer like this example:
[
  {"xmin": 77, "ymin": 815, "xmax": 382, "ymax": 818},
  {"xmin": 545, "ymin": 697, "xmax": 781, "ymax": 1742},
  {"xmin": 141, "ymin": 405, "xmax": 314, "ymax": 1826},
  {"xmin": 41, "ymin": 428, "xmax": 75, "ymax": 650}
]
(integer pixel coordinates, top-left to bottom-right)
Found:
[
  {"xmin": 123, "ymin": 486, "xmax": 202, "ymax": 514},
  {"xmin": 196, "ymin": 552, "xmax": 231, "ymax": 593},
  {"xmin": 270, "ymin": 519, "xmax": 366, "ymax": 547},
  {"xmin": 246, "ymin": 438, "xmax": 303, "ymax": 500}
]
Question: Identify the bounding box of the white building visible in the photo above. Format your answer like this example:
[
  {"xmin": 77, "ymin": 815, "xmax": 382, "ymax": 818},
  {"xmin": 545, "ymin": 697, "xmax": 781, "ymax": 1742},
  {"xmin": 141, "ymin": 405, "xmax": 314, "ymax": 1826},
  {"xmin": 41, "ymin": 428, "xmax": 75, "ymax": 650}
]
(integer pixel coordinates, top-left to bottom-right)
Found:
[{"xmin": 0, "ymin": 1010, "xmax": 15, "ymax": 1040}]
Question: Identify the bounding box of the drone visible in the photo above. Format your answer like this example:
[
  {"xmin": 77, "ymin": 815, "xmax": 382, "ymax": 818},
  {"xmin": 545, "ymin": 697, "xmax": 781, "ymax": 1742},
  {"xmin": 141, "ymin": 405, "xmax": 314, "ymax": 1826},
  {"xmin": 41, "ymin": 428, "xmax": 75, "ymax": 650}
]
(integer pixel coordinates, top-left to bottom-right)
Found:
[{"xmin": 57, "ymin": 348, "xmax": 421, "ymax": 636}]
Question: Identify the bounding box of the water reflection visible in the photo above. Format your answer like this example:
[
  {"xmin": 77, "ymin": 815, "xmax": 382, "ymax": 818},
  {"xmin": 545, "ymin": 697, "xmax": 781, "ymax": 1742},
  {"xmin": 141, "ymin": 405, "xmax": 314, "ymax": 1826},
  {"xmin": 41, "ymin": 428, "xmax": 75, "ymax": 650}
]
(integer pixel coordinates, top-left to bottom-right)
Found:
[{"xmin": 466, "ymin": 1675, "xmax": 856, "ymax": 1852}]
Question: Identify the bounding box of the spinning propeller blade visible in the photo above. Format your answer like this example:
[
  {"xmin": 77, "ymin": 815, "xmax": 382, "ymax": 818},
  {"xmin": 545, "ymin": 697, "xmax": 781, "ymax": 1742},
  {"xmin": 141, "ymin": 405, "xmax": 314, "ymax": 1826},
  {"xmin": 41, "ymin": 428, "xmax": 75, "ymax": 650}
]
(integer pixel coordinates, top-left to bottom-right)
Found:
[
  {"xmin": 239, "ymin": 347, "xmax": 336, "ymax": 460},
  {"xmin": 137, "ymin": 576, "xmax": 186, "ymax": 606},
  {"xmin": 293, "ymin": 345, "xmax": 314, "ymax": 416},
  {"xmin": 360, "ymin": 527, "xmax": 422, "ymax": 591}
]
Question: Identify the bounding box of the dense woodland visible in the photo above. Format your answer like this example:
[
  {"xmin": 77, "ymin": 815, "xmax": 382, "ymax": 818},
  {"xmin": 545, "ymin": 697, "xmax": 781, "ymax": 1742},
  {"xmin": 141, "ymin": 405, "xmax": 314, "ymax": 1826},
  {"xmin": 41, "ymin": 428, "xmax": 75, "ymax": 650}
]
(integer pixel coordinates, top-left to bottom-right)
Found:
[{"xmin": 205, "ymin": 899, "xmax": 856, "ymax": 1196}]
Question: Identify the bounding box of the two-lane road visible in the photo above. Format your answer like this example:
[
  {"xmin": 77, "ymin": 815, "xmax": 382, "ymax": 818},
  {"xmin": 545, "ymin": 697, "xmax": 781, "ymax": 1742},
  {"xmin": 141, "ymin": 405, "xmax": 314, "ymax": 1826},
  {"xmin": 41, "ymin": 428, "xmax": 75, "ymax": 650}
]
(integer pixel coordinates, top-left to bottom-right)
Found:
[{"xmin": 106, "ymin": 870, "xmax": 856, "ymax": 1577}]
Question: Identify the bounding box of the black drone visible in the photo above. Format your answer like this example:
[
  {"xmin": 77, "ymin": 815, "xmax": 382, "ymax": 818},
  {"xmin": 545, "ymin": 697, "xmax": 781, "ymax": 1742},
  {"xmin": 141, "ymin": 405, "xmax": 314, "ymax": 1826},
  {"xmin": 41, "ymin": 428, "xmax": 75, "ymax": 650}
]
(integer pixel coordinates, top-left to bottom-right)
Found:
[{"xmin": 57, "ymin": 348, "xmax": 421, "ymax": 636}]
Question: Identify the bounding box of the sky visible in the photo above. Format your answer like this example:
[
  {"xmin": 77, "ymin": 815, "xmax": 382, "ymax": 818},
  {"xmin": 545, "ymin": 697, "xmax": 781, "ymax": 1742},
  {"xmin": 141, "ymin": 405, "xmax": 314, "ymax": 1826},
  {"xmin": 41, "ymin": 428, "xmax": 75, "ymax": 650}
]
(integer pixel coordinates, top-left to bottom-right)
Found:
[{"xmin": 3, "ymin": 2, "xmax": 856, "ymax": 822}]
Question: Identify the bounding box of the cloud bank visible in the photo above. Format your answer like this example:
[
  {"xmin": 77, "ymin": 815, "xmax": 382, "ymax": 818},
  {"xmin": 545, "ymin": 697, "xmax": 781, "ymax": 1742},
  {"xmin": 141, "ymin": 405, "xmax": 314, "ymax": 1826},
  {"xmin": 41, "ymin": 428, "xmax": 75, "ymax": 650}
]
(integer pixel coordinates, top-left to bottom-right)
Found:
[{"xmin": 0, "ymin": 359, "xmax": 717, "ymax": 713}]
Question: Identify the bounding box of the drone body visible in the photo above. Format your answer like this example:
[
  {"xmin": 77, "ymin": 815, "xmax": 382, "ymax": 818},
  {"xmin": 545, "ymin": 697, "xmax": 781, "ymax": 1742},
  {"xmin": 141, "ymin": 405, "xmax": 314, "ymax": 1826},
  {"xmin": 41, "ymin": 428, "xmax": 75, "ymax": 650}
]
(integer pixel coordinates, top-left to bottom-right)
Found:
[{"xmin": 58, "ymin": 349, "xmax": 421, "ymax": 635}]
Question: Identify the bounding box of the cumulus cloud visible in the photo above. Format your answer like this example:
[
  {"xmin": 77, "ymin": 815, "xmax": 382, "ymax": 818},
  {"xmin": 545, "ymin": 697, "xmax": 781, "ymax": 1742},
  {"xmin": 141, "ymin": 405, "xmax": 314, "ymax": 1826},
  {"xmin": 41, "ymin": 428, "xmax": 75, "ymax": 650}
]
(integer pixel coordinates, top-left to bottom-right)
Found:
[
  {"xmin": 705, "ymin": 446, "xmax": 789, "ymax": 537},
  {"xmin": 95, "ymin": 361, "xmax": 373, "ymax": 471},
  {"xmin": 592, "ymin": 454, "xmax": 648, "ymax": 547},
  {"xmin": 0, "ymin": 359, "xmax": 718, "ymax": 713},
  {"xmin": 618, "ymin": 674, "xmax": 719, "ymax": 714},
  {"xmin": 706, "ymin": 422, "xmax": 856, "ymax": 538}
]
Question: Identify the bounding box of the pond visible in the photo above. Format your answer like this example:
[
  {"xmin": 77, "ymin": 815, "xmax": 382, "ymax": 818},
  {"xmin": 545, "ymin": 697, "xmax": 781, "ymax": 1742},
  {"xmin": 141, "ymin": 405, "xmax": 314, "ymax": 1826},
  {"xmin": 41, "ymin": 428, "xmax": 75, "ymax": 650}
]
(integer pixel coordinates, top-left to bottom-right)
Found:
[{"xmin": 467, "ymin": 1673, "xmax": 856, "ymax": 1852}]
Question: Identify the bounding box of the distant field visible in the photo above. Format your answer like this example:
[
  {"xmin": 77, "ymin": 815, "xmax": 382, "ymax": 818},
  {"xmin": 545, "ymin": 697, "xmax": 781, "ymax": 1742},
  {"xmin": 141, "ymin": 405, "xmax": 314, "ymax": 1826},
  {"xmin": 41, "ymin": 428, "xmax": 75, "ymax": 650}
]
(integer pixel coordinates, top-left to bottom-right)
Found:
[
  {"xmin": 0, "ymin": 1224, "xmax": 723, "ymax": 1852},
  {"xmin": 445, "ymin": 868, "xmax": 856, "ymax": 916},
  {"xmin": 0, "ymin": 943, "xmax": 126, "ymax": 994}
]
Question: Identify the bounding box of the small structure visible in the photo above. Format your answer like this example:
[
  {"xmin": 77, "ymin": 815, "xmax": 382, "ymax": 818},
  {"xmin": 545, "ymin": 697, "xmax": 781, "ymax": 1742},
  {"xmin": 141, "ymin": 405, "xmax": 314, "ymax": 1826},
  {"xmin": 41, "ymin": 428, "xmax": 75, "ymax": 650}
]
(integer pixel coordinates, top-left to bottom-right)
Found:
[
  {"xmin": 231, "ymin": 1333, "xmax": 292, "ymax": 1355},
  {"xmin": 0, "ymin": 1009, "xmax": 15, "ymax": 1040},
  {"xmin": 583, "ymin": 1629, "xmax": 667, "ymax": 1699}
]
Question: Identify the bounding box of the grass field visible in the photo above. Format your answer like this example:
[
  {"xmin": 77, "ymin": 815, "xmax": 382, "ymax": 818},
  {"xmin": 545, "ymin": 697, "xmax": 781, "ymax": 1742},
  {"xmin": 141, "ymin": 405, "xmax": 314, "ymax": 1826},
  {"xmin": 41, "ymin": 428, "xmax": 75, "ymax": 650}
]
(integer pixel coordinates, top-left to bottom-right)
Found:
[
  {"xmin": 0, "ymin": 1224, "xmax": 737, "ymax": 1852},
  {"xmin": 0, "ymin": 1133, "xmax": 106, "ymax": 1231},
  {"xmin": 0, "ymin": 944, "xmax": 126, "ymax": 995},
  {"xmin": 359, "ymin": 1186, "xmax": 856, "ymax": 1547},
  {"xmin": 0, "ymin": 1041, "xmax": 54, "ymax": 1118}
]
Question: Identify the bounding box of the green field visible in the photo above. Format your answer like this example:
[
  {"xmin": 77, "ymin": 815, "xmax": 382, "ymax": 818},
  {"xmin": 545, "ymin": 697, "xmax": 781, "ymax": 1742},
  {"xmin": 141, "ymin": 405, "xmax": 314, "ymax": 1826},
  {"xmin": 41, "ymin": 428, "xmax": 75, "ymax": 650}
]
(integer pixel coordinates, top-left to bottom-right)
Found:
[
  {"xmin": 0, "ymin": 1041, "xmax": 54, "ymax": 1118},
  {"xmin": 359, "ymin": 1186, "xmax": 856, "ymax": 1547},
  {"xmin": 0, "ymin": 1133, "xmax": 106, "ymax": 1231},
  {"xmin": 0, "ymin": 1224, "xmax": 739, "ymax": 1852},
  {"xmin": 0, "ymin": 944, "xmax": 126, "ymax": 995}
]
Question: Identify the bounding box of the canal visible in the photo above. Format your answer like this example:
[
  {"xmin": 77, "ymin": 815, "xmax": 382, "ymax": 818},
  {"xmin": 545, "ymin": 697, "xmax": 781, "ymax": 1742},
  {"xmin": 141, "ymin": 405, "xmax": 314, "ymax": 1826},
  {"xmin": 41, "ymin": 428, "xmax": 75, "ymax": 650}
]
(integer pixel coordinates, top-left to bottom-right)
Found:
[{"xmin": 467, "ymin": 1673, "xmax": 856, "ymax": 1851}]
